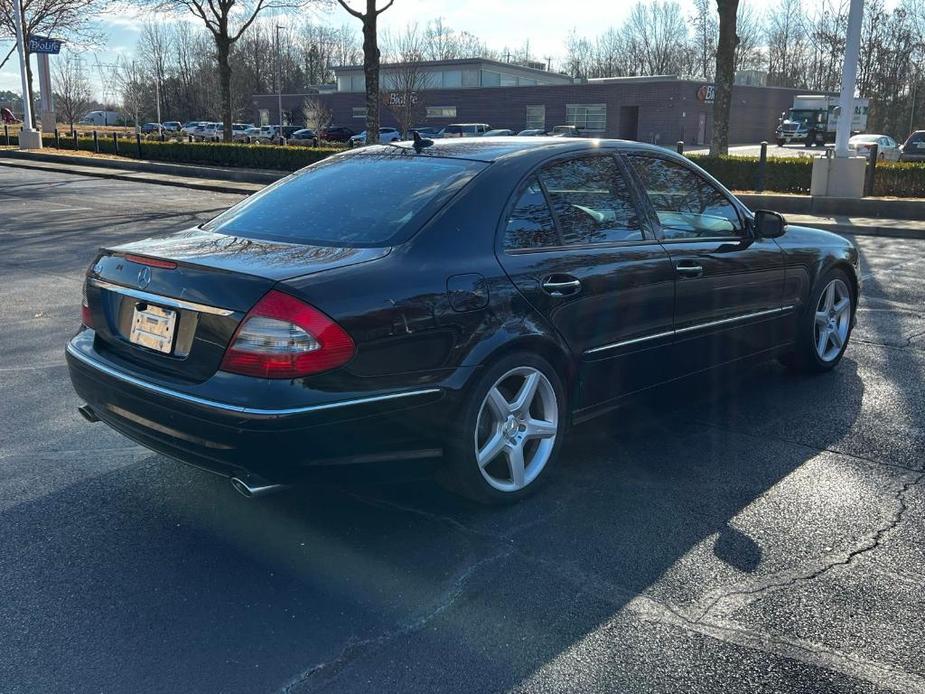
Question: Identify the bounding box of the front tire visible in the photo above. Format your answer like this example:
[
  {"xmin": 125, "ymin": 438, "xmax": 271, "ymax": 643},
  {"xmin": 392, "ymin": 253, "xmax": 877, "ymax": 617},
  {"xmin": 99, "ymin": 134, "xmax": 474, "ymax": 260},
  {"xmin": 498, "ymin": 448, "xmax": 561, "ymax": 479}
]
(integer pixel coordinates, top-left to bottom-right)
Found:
[
  {"xmin": 783, "ymin": 268, "xmax": 855, "ymax": 373},
  {"xmin": 440, "ymin": 353, "xmax": 565, "ymax": 504}
]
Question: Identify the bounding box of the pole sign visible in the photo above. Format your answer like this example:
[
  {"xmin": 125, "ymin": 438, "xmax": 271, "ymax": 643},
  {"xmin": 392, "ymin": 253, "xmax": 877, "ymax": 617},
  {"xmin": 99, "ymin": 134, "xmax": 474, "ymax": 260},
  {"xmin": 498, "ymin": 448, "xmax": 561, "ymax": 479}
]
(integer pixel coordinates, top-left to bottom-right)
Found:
[{"xmin": 28, "ymin": 36, "xmax": 62, "ymax": 54}]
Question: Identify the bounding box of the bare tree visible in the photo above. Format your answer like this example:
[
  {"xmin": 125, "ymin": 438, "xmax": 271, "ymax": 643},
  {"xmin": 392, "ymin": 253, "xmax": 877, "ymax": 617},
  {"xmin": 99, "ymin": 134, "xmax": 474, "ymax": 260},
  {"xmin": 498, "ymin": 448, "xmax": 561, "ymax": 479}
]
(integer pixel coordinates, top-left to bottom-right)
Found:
[
  {"xmin": 302, "ymin": 96, "xmax": 331, "ymax": 133},
  {"xmin": 622, "ymin": 1, "xmax": 694, "ymax": 76},
  {"xmin": 335, "ymin": 0, "xmax": 395, "ymax": 145},
  {"xmin": 711, "ymin": 0, "xmax": 740, "ymax": 155},
  {"xmin": 138, "ymin": 21, "xmax": 173, "ymax": 122},
  {"xmin": 114, "ymin": 57, "xmax": 145, "ymax": 128},
  {"xmin": 132, "ymin": 0, "xmax": 315, "ymax": 142},
  {"xmin": 691, "ymin": 0, "xmax": 718, "ymax": 79},
  {"xmin": 54, "ymin": 52, "xmax": 91, "ymax": 127}
]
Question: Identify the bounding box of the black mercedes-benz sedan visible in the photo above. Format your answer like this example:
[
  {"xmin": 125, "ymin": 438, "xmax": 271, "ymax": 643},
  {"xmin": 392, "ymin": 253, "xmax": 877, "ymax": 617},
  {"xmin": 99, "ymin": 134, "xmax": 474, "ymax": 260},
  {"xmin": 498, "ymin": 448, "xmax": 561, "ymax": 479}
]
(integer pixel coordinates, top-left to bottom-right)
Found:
[{"xmin": 67, "ymin": 138, "xmax": 860, "ymax": 503}]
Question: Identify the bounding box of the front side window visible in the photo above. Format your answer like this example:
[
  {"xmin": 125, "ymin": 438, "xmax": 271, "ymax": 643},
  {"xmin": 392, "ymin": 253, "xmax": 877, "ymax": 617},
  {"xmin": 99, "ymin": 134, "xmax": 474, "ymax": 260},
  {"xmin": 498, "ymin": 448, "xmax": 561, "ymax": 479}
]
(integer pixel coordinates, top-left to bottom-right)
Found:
[
  {"xmin": 539, "ymin": 156, "xmax": 642, "ymax": 244},
  {"xmin": 504, "ymin": 177, "xmax": 560, "ymax": 250},
  {"xmin": 525, "ymin": 105, "xmax": 545, "ymax": 130},
  {"xmin": 629, "ymin": 156, "xmax": 742, "ymax": 239}
]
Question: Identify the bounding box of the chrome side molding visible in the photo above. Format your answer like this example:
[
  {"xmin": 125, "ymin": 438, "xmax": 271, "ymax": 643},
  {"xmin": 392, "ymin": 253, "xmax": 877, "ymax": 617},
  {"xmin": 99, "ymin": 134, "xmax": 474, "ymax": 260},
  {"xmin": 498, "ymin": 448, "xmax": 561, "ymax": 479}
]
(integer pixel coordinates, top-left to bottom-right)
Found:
[{"xmin": 585, "ymin": 306, "xmax": 796, "ymax": 356}]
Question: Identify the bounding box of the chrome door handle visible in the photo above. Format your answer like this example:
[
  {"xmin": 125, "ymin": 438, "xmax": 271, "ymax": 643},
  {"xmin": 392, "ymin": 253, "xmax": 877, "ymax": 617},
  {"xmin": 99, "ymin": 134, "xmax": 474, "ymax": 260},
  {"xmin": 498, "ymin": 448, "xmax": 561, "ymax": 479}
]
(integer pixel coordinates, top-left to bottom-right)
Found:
[
  {"xmin": 542, "ymin": 276, "xmax": 582, "ymax": 296},
  {"xmin": 675, "ymin": 263, "xmax": 703, "ymax": 277}
]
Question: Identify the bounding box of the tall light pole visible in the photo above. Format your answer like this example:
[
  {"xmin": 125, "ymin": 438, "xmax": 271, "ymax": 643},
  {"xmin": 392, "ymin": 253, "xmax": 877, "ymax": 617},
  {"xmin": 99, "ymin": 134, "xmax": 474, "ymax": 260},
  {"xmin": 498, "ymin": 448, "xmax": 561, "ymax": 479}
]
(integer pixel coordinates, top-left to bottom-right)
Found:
[
  {"xmin": 276, "ymin": 24, "xmax": 284, "ymax": 128},
  {"xmin": 835, "ymin": 0, "xmax": 864, "ymax": 158},
  {"xmin": 11, "ymin": 0, "xmax": 41, "ymax": 148}
]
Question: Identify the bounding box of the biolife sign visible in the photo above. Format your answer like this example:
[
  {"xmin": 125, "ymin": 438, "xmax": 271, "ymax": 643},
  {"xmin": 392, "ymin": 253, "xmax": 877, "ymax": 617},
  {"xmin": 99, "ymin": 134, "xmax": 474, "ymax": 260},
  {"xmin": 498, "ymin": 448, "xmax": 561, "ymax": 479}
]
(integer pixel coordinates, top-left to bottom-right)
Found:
[{"xmin": 28, "ymin": 35, "xmax": 63, "ymax": 54}]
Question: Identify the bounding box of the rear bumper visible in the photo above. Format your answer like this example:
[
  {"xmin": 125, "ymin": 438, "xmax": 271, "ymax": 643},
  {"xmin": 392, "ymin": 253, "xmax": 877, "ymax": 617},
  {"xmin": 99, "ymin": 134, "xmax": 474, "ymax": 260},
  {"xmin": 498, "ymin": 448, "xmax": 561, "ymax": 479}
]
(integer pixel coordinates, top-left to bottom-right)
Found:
[{"xmin": 66, "ymin": 332, "xmax": 460, "ymax": 481}]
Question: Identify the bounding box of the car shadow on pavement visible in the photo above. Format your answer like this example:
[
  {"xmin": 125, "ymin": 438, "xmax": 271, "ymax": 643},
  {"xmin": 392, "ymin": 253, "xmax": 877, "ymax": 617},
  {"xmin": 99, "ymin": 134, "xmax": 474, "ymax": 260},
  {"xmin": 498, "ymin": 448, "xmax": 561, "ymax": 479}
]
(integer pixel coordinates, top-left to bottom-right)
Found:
[{"xmin": 0, "ymin": 352, "xmax": 869, "ymax": 694}]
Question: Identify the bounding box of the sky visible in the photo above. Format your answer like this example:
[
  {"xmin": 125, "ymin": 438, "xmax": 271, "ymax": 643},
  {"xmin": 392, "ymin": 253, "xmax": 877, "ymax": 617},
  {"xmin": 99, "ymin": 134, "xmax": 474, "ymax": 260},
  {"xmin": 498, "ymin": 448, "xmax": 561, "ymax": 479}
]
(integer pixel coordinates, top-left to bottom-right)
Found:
[{"xmin": 1, "ymin": 0, "xmax": 760, "ymax": 99}]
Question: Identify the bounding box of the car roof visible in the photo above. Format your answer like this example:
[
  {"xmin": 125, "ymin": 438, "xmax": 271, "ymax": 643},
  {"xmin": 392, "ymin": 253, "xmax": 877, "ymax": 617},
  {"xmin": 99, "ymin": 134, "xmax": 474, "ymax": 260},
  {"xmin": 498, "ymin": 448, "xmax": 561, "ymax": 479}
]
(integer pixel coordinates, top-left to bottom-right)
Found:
[{"xmin": 359, "ymin": 136, "xmax": 668, "ymax": 163}]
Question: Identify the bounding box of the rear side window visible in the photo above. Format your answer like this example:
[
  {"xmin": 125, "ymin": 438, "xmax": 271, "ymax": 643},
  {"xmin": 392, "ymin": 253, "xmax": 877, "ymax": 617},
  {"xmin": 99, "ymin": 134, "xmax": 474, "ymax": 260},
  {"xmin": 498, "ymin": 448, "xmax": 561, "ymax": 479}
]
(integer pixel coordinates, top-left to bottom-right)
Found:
[
  {"xmin": 504, "ymin": 177, "xmax": 559, "ymax": 250},
  {"xmin": 539, "ymin": 156, "xmax": 642, "ymax": 244},
  {"xmin": 203, "ymin": 154, "xmax": 486, "ymax": 247}
]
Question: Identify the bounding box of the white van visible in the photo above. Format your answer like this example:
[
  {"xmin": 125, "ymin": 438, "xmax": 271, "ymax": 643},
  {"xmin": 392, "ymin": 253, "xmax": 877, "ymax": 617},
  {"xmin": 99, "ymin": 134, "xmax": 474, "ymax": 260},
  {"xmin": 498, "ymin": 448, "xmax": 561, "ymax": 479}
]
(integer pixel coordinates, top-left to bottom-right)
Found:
[{"xmin": 78, "ymin": 111, "xmax": 123, "ymax": 126}]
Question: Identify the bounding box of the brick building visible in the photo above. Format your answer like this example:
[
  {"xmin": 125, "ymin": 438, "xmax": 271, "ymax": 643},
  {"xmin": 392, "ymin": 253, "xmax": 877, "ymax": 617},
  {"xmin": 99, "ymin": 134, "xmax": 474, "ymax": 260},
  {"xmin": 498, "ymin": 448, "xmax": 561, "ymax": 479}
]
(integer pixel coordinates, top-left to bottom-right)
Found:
[{"xmin": 252, "ymin": 58, "xmax": 822, "ymax": 146}]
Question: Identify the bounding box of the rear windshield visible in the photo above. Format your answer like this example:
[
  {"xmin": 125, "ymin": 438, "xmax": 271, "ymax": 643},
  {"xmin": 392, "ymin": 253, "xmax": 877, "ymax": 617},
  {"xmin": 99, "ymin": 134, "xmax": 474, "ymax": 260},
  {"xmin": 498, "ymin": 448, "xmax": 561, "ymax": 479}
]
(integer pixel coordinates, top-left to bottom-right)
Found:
[{"xmin": 203, "ymin": 153, "xmax": 487, "ymax": 247}]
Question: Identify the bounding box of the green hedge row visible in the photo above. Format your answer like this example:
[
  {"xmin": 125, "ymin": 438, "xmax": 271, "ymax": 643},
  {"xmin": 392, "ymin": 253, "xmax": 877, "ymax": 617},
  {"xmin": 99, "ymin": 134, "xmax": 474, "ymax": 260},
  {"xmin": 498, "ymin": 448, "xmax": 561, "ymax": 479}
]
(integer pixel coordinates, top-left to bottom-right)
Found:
[
  {"xmin": 688, "ymin": 155, "xmax": 814, "ymax": 194},
  {"xmin": 871, "ymin": 162, "xmax": 925, "ymax": 198},
  {"xmin": 2, "ymin": 132, "xmax": 343, "ymax": 171}
]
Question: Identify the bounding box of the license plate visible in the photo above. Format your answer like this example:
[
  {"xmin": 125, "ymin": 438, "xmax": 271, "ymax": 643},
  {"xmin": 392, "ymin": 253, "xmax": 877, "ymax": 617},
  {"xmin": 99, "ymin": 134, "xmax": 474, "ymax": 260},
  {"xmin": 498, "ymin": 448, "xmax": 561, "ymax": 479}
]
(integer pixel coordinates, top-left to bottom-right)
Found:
[{"xmin": 129, "ymin": 304, "xmax": 177, "ymax": 354}]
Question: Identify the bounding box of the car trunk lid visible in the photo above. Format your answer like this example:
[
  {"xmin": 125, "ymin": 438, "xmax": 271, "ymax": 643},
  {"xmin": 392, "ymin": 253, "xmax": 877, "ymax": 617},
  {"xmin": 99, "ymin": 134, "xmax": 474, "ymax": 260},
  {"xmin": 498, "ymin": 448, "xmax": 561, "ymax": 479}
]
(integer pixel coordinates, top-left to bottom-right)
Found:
[{"xmin": 86, "ymin": 228, "xmax": 389, "ymax": 382}]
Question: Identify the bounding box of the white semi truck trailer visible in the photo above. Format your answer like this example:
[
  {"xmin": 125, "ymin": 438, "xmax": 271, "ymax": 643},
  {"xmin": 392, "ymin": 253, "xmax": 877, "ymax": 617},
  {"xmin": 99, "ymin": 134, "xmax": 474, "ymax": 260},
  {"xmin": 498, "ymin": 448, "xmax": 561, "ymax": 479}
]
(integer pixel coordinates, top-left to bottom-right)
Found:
[{"xmin": 775, "ymin": 95, "xmax": 870, "ymax": 147}]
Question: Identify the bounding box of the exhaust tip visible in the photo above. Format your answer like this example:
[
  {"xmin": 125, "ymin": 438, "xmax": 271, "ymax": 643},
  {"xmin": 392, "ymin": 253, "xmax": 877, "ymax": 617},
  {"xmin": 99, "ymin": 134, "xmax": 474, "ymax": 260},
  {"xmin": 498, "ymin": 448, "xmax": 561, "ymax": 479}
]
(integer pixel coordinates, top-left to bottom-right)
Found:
[
  {"xmin": 78, "ymin": 404, "xmax": 100, "ymax": 423},
  {"xmin": 230, "ymin": 474, "xmax": 287, "ymax": 499}
]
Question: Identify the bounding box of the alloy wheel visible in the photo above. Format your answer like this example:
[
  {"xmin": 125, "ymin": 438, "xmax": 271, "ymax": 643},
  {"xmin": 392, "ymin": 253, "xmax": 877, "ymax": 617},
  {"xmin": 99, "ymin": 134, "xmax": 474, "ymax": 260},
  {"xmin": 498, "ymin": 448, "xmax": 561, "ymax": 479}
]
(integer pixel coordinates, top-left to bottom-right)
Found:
[
  {"xmin": 473, "ymin": 366, "xmax": 559, "ymax": 493},
  {"xmin": 814, "ymin": 278, "xmax": 851, "ymax": 362}
]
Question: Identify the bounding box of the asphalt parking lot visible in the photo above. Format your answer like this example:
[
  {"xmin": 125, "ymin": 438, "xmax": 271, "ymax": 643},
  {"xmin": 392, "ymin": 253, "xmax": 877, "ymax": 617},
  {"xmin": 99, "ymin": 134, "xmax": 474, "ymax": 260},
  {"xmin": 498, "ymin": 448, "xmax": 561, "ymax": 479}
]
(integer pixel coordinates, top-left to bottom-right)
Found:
[
  {"xmin": 2, "ymin": 166, "xmax": 925, "ymax": 694},
  {"xmin": 687, "ymin": 143, "xmax": 822, "ymax": 158}
]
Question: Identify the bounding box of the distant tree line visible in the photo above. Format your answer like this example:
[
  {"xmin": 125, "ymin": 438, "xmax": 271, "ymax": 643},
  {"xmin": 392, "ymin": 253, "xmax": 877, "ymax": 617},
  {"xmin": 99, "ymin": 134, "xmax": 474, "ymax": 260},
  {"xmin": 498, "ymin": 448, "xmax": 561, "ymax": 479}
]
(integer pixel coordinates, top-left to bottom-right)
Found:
[{"xmin": 562, "ymin": 0, "xmax": 925, "ymax": 136}]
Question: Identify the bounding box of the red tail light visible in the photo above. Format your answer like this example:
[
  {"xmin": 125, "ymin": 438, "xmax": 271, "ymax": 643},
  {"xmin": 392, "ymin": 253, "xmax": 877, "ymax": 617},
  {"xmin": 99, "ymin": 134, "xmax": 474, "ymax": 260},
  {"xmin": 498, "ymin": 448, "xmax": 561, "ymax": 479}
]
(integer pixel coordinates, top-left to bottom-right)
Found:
[
  {"xmin": 123, "ymin": 254, "xmax": 177, "ymax": 269},
  {"xmin": 81, "ymin": 280, "xmax": 93, "ymax": 328},
  {"xmin": 220, "ymin": 290, "xmax": 355, "ymax": 379}
]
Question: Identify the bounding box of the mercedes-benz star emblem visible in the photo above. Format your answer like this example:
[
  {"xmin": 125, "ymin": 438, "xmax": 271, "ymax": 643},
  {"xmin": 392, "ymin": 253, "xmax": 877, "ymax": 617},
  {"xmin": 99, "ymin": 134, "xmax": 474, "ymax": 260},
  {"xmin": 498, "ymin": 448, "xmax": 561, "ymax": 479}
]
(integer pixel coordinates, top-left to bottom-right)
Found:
[{"xmin": 137, "ymin": 266, "xmax": 151, "ymax": 289}]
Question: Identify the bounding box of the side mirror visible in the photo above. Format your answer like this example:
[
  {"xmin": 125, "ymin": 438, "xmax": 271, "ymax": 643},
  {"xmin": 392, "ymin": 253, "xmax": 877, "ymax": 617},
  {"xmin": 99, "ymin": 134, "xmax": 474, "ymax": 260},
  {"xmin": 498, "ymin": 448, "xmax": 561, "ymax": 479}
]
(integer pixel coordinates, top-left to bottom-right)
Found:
[{"xmin": 753, "ymin": 210, "xmax": 786, "ymax": 238}]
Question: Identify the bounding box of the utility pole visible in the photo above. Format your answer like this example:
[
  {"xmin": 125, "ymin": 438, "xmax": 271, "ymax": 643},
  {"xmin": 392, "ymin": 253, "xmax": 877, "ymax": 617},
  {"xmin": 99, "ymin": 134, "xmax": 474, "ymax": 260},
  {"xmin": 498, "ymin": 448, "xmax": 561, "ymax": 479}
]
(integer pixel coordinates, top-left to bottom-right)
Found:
[
  {"xmin": 276, "ymin": 24, "xmax": 284, "ymax": 128},
  {"xmin": 835, "ymin": 0, "xmax": 864, "ymax": 158},
  {"xmin": 155, "ymin": 72, "xmax": 162, "ymax": 134},
  {"xmin": 11, "ymin": 0, "xmax": 41, "ymax": 148}
]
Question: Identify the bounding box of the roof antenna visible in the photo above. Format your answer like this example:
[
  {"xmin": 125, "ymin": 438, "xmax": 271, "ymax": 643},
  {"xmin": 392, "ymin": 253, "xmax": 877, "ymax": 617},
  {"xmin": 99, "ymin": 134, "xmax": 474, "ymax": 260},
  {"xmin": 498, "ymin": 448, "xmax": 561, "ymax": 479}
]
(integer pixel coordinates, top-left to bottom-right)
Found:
[{"xmin": 412, "ymin": 130, "xmax": 433, "ymax": 153}]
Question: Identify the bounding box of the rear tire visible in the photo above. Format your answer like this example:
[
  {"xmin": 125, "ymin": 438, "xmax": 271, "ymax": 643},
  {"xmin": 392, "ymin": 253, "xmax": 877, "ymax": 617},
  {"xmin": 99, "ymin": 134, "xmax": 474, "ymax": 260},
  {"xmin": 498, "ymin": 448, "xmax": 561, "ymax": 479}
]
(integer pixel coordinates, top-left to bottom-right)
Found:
[
  {"xmin": 781, "ymin": 268, "xmax": 855, "ymax": 373},
  {"xmin": 439, "ymin": 353, "xmax": 566, "ymax": 504}
]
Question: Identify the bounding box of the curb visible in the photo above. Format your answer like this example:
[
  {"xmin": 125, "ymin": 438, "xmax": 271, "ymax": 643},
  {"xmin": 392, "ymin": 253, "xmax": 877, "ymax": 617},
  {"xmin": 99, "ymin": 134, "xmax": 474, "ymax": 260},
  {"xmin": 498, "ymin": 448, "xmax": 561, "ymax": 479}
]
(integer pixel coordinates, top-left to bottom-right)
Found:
[
  {"xmin": 799, "ymin": 222, "xmax": 925, "ymax": 241},
  {"xmin": 0, "ymin": 158, "xmax": 261, "ymax": 195},
  {"xmin": 0, "ymin": 149, "xmax": 285, "ymax": 184}
]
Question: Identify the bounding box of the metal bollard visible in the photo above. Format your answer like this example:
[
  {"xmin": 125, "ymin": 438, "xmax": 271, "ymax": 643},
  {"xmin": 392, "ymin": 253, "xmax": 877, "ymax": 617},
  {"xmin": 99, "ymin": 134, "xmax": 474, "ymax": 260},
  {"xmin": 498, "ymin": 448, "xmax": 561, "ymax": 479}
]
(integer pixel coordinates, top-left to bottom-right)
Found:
[
  {"xmin": 93, "ymin": 130, "xmax": 99, "ymax": 153},
  {"xmin": 864, "ymin": 143, "xmax": 879, "ymax": 197},
  {"xmin": 756, "ymin": 141, "xmax": 768, "ymax": 192},
  {"xmin": 676, "ymin": 141, "xmax": 684, "ymax": 155},
  {"xmin": 3, "ymin": 124, "xmax": 8, "ymax": 146},
  {"xmin": 135, "ymin": 132, "xmax": 142, "ymax": 158},
  {"xmin": 73, "ymin": 129, "xmax": 79, "ymax": 150},
  {"xmin": 188, "ymin": 134, "xmax": 193, "ymax": 143},
  {"xmin": 54, "ymin": 128, "xmax": 60, "ymax": 148},
  {"xmin": 159, "ymin": 131, "xmax": 165, "ymax": 143},
  {"xmin": 112, "ymin": 132, "xmax": 119, "ymax": 155}
]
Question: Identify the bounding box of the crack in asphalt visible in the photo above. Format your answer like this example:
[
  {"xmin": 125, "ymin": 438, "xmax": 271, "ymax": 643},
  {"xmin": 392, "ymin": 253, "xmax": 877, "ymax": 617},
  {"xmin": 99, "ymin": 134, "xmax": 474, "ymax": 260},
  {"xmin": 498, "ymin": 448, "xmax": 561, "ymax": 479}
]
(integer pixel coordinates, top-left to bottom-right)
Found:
[
  {"xmin": 694, "ymin": 471, "xmax": 925, "ymax": 624},
  {"xmin": 278, "ymin": 547, "xmax": 514, "ymax": 693}
]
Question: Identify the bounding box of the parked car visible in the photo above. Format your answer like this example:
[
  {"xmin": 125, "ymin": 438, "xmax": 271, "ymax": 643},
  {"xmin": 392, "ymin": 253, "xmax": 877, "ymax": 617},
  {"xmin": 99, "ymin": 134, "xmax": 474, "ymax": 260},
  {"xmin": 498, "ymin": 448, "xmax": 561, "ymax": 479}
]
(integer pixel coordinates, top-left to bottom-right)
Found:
[
  {"xmin": 290, "ymin": 129, "xmax": 318, "ymax": 144},
  {"xmin": 439, "ymin": 123, "xmax": 490, "ymax": 138},
  {"xmin": 140, "ymin": 123, "xmax": 163, "ymax": 134},
  {"xmin": 1, "ymin": 107, "xmax": 20, "ymax": 124},
  {"xmin": 162, "ymin": 121, "xmax": 182, "ymax": 132},
  {"xmin": 551, "ymin": 125, "xmax": 582, "ymax": 137},
  {"xmin": 408, "ymin": 126, "xmax": 442, "ymax": 138},
  {"xmin": 484, "ymin": 129, "xmax": 515, "ymax": 137},
  {"xmin": 319, "ymin": 125, "xmax": 355, "ymax": 143},
  {"xmin": 181, "ymin": 121, "xmax": 206, "ymax": 135},
  {"xmin": 349, "ymin": 127, "xmax": 401, "ymax": 146},
  {"xmin": 848, "ymin": 134, "xmax": 901, "ymax": 160},
  {"xmin": 68, "ymin": 138, "xmax": 860, "ymax": 504},
  {"xmin": 517, "ymin": 129, "xmax": 548, "ymax": 136},
  {"xmin": 192, "ymin": 122, "xmax": 221, "ymax": 141},
  {"xmin": 241, "ymin": 126, "xmax": 264, "ymax": 143},
  {"xmin": 899, "ymin": 130, "xmax": 925, "ymax": 162}
]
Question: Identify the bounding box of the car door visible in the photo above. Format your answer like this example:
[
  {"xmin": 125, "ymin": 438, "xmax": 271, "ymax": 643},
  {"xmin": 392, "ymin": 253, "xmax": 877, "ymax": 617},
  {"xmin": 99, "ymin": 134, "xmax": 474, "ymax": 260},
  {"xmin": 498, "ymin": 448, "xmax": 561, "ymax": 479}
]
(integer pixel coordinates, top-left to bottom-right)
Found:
[
  {"xmin": 626, "ymin": 153, "xmax": 787, "ymax": 377},
  {"xmin": 496, "ymin": 152, "xmax": 677, "ymax": 415}
]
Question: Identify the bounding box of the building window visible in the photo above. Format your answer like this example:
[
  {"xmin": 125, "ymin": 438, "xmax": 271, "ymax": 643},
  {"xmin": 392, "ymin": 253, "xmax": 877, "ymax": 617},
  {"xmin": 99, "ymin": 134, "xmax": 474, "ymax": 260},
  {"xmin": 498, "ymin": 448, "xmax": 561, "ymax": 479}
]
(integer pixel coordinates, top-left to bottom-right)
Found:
[
  {"xmin": 461, "ymin": 69, "xmax": 479, "ymax": 87},
  {"xmin": 566, "ymin": 104, "xmax": 607, "ymax": 132},
  {"xmin": 352, "ymin": 107, "xmax": 366, "ymax": 119},
  {"xmin": 480, "ymin": 70, "xmax": 501, "ymax": 87},
  {"xmin": 426, "ymin": 106, "xmax": 457, "ymax": 118},
  {"xmin": 500, "ymin": 72, "xmax": 517, "ymax": 87},
  {"xmin": 351, "ymin": 74, "xmax": 365, "ymax": 92},
  {"xmin": 525, "ymin": 105, "xmax": 545, "ymax": 130},
  {"xmin": 519, "ymin": 78, "xmax": 537, "ymax": 87},
  {"xmin": 443, "ymin": 70, "xmax": 462, "ymax": 88}
]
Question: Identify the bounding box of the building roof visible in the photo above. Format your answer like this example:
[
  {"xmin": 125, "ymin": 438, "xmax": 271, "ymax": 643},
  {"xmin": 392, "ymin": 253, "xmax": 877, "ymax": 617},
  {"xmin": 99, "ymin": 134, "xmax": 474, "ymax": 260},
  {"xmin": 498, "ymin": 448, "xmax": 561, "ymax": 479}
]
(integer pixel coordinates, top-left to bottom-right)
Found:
[{"xmin": 334, "ymin": 57, "xmax": 572, "ymax": 82}]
